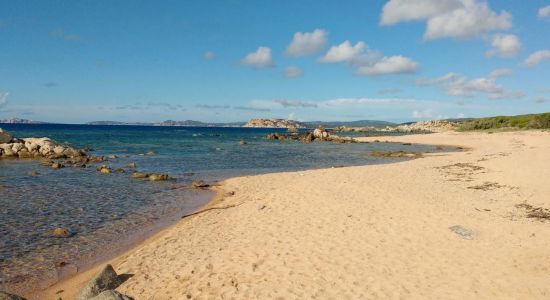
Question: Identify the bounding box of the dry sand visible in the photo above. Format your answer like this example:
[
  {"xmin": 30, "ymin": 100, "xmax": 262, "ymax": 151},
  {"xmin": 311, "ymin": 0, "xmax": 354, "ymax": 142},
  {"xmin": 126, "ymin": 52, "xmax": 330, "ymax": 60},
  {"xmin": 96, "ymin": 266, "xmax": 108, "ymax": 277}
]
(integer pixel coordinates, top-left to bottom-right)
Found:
[{"xmin": 35, "ymin": 131, "xmax": 550, "ymax": 299}]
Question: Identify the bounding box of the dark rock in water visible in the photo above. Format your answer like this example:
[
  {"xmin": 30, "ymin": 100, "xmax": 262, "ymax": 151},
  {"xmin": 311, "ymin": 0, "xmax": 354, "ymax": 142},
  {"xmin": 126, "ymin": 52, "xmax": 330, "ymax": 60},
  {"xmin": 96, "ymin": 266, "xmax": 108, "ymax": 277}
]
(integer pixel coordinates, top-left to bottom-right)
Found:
[
  {"xmin": 89, "ymin": 290, "xmax": 134, "ymax": 300},
  {"xmin": 46, "ymin": 227, "xmax": 73, "ymax": 238},
  {"xmin": 130, "ymin": 172, "xmax": 149, "ymax": 179},
  {"xmin": 114, "ymin": 168, "xmax": 125, "ymax": 173},
  {"xmin": 27, "ymin": 170, "xmax": 40, "ymax": 177},
  {"xmin": 51, "ymin": 162, "xmax": 64, "ymax": 169},
  {"xmin": 75, "ymin": 264, "xmax": 122, "ymax": 300},
  {"xmin": 127, "ymin": 162, "xmax": 137, "ymax": 168},
  {"xmin": 191, "ymin": 180, "xmax": 210, "ymax": 189},
  {"xmin": 148, "ymin": 174, "xmax": 169, "ymax": 181},
  {"xmin": 0, "ymin": 291, "xmax": 28, "ymax": 300},
  {"xmin": 449, "ymin": 225, "xmax": 475, "ymax": 240}
]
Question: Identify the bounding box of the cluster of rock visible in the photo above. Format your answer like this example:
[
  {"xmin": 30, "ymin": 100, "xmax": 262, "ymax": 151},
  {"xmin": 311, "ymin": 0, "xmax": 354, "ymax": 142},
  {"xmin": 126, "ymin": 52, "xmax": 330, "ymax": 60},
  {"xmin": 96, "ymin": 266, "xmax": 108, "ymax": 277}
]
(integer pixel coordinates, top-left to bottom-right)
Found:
[
  {"xmin": 0, "ymin": 128, "xmax": 84, "ymax": 159},
  {"xmin": 393, "ymin": 120, "xmax": 458, "ymax": 133},
  {"xmin": 266, "ymin": 128, "xmax": 355, "ymax": 143},
  {"xmin": 243, "ymin": 118, "xmax": 305, "ymax": 129}
]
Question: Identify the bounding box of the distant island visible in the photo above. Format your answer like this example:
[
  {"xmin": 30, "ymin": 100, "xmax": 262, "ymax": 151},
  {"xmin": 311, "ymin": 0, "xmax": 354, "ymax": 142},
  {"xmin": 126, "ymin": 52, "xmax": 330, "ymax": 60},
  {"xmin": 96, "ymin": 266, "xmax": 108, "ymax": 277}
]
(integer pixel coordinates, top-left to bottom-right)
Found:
[
  {"xmin": 243, "ymin": 118, "xmax": 306, "ymax": 128},
  {"xmin": 0, "ymin": 117, "xmax": 49, "ymax": 124}
]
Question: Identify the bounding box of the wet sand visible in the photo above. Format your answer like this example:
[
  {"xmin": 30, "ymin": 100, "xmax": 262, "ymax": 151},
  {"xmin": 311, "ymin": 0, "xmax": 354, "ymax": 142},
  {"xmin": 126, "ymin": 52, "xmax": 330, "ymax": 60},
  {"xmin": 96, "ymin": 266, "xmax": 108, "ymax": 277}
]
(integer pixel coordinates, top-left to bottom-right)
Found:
[{"xmin": 34, "ymin": 130, "xmax": 550, "ymax": 299}]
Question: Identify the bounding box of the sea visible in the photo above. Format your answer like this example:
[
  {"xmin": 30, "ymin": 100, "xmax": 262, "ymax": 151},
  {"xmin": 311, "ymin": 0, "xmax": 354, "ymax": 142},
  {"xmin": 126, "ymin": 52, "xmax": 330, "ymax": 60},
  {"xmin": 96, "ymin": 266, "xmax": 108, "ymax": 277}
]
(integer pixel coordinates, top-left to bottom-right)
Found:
[{"xmin": 0, "ymin": 124, "xmax": 452, "ymax": 293}]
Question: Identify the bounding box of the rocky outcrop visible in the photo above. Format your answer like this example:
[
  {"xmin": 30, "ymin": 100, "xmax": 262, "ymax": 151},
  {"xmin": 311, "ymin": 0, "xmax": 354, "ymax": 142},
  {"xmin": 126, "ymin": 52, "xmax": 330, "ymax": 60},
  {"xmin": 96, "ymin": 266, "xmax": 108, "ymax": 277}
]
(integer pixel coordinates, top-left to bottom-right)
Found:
[
  {"xmin": 394, "ymin": 120, "xmax": 458, "ymax": 133},
  {"xmin": 266, "ymin": 128, "xmax": 355, "ymax": 144},
  {"xmin": 75, "ymin": 264, "xmax": 131, "ymax": 300},
  {"xmin": 0, "ymin": 129, "xmax": 84, "ymax": 159},
  {"xmin": 243, "ymin": 118, "xmax": 305, "ymax": 129}
]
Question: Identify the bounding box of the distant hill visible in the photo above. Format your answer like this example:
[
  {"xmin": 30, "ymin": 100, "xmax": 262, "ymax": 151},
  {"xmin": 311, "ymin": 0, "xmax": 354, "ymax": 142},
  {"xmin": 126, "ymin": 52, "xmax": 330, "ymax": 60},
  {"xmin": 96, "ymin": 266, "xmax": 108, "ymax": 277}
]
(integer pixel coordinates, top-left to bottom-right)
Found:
[
  {"xmin": 243, "ymin": 118, "xmax": 305, "ymax": 128},
  {"xmin": 304, "ymin": 120, "xmax": 396, "ymax": 128},
  {"xmin": 0, "ymin": 118, "xmax": 48, "ymax": 124},
  {"xmin": 457, "ymin": 112, "xmax": 550, "ymax": 131}
]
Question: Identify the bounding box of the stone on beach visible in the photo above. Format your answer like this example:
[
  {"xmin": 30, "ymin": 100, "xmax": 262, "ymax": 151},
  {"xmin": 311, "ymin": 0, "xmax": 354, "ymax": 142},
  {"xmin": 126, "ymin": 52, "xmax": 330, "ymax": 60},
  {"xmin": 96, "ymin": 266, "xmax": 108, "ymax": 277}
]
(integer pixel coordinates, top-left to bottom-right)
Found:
[
  {"xmin": 0, "ymin": 291, "xmax": 27, "ymax": 300},
  {"xmin": 75, "ymin": 264, "xmax": 123, "ymax": 300},
  {"xmin": 449, "ymin": 225, "xmax": 475, "ymax": 240},
  {"xmin": 89, "ymin": 290, "xmax": 134, "ymax": 300}
]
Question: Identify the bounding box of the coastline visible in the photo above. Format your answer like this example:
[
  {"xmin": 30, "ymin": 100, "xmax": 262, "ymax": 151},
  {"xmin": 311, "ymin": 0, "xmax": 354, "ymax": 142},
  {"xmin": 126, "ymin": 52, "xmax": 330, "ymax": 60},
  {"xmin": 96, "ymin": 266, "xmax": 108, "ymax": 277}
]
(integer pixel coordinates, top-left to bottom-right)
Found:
[{"xmin": 32, "ymin": 130, "xmax": 550, "ymax": 299}]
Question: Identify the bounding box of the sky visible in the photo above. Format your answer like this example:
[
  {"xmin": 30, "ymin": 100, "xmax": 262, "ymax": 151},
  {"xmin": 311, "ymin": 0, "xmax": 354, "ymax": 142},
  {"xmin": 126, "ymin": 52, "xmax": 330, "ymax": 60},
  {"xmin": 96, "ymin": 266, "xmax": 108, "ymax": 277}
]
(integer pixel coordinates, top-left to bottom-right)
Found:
[{"xmin": 1, "ymin": 0, "xmax": 550, "ymax": 124}]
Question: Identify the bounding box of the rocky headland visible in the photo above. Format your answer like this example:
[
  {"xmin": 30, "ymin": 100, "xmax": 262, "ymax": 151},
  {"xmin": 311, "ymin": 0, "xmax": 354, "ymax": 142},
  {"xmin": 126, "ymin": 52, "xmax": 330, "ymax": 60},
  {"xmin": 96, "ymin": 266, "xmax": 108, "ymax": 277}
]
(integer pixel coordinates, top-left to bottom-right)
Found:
[
  {"xmin": 243, "ymin": 118, "xmax": 305, "ymax": 129},
  {"xmin": 266, "ymin": 127, "xmax": 355, "ymax": 143}
]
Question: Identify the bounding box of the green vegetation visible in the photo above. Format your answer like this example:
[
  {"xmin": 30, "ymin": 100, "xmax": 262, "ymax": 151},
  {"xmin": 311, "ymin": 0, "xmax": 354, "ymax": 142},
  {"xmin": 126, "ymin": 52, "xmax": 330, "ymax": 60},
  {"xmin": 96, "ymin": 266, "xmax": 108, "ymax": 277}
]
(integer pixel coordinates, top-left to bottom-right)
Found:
[{"xmin": 457, "ymin": 113, "xmax": 550, "ymax": 131}]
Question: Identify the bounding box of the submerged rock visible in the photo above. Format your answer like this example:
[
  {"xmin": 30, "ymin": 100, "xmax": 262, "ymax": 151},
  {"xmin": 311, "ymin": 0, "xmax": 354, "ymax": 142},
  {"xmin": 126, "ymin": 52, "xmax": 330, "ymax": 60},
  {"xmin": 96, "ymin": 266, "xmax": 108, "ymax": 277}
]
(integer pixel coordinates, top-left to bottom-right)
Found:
[
  {"xmin": 191, "ymin": 180, "xmax": 210, "ymax": 189},
  {"xmin": 27, "ymin": 170, "xmax": 40, "ymax": 177},
  {"xmin": 127, "ymin": 162, "xmax": 137, "ymax": 168},
  {"xmin": 46, "ymin": 227, "xmax": 73, "ymax": 238},
  {"xmin": 130, "ymin": 172, "xmax": 149, "ymax": 179},
  {"xmin": 148, "ymin": 174, "xmax": 169, "ymax": 181},
  {"xmin": 51, "ymin": 162, "xmax": 65, "ymax": 169},
  {"xmin": 75, "ymin": 264, "xmax": 122, "ymax": 300}
]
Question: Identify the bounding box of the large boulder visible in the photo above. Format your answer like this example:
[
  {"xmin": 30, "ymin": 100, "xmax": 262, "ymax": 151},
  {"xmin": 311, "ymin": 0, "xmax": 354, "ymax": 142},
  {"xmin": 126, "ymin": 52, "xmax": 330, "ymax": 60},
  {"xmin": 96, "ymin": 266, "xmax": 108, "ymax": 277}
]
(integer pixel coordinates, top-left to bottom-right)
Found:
[
  {"xmin": 90, "ymin": 290, "xmax": 134, "ymax": 300},
  {"xmin": 0, "ymin": 291, "xmax": 27, "ymax": 300},
  {"xmin": 75, "ymin": 265, "xmax": 122, "ymax": 300},
  {"xmin": 0, "ymin": 129, "xmax": 12, "ymax": 143}
]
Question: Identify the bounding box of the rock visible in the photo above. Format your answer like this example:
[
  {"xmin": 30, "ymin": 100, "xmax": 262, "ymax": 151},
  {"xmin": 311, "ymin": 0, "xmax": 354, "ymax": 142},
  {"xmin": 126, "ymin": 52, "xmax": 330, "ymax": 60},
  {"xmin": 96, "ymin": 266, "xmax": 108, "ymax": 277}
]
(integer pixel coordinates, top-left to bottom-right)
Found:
[
  {"xmin": 449, "ymin": 225, "xmax": 475, "ymax": 240},
  {"xmin": 17, "ymin": 149, "xmax": 32, "ymax": 159},
  {"xmin": 130, "ymin": 172, "xmax": 149, "ymax": 179},
  {"xmin": 0, "ymin": 128, "xmax": 13, "ymax": 143},
  {"xmin": 127, "ymin": 162, "xmax": 137, "ymax": 168},
  {"xmin": 27, "ymin": 170, "xmax": 40, "ymax": 176},
  {"xmin": 108, "ymin": 155, "xmax": 117, "ymax": 159},
  {"xmin": 114, "ymin": 168, "xmax": 125, "ymax": 173},
  {"xmin": 0, "ymin": 291, "xmax": 28, "ymax": 300},
  {"xmin": 144, "ymin": 151, "xmax": 156, "ymax": 156},
  {"xmin": 148, "ymin": 174, "xmax": 169, "ymax": 181},
  {"xmin": 89, "ymin": 290, "xmax": 134, "ymax": 300},
  {"xmin": 53, "ymin": 146, "xmax": 66, "ymax": 155},
  {"xmin": 239, "ymin": 140, "xmax": 247, "ymax": 145},
  {"xmin": 98, "ymin": 166, "xmax": 111, "ymax": 174},
  {"xmin": 46, "ymin": 227, "xmax": 73, "ymax": 238},
  {"xmin": 191, "ymin": 180, "xmax": 210, "ymax": 189},
  {"xmin": 75, "ymin": 264, "xmax": 122, "ymax": 300},
  {"xmin": 243, "ymin": 118, "xmax": 305, "ymax": 128},
  {"xmin": 51, "ymin": 162, "xmax": 65, "ymax": 169}
]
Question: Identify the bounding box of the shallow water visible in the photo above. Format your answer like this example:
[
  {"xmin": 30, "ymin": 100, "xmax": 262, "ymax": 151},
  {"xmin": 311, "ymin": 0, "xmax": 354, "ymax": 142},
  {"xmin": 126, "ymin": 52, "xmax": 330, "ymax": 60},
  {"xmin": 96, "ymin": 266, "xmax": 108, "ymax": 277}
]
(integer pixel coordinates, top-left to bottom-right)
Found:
[{"xmin": 0, "ymin": 124, "xmax": 452, "ymax": 292}]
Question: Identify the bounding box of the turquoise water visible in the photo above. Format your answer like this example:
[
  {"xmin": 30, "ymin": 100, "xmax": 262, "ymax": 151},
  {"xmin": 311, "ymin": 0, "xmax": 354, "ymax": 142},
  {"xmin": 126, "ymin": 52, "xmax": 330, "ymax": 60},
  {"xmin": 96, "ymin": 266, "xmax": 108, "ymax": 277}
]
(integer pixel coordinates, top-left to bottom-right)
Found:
[{"xmin": 0, "ymin": 124, "xmax": 451, "ymax": 293}]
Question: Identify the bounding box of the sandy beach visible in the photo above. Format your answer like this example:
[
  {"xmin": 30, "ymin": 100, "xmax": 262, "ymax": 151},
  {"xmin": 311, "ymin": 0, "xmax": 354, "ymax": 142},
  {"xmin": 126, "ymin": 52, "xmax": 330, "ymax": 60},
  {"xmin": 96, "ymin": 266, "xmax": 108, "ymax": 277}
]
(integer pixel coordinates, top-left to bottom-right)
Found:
[{"xmin": 34, "ymin": 130, "xmax": 550, "ymax": 299}]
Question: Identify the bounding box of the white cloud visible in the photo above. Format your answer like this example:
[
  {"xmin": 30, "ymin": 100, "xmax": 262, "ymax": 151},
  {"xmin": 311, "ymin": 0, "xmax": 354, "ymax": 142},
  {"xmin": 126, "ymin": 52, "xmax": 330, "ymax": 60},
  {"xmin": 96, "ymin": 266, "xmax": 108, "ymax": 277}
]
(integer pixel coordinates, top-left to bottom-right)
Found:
[
  {"xmin": 318, "ymin": 41, "xmax": 367, "ymax": 63},
  {"xmin": 203, "ymin": 51, "xmax": 215, "ymax": 60},
  {"xmin": 539, "ymin": 5, "xmax": 550, "ymax": 18},
  {"xmin": 488, "ymin": 68, "xmax": 513, "ymax": 79},
  {"xmin": 381, "ymin": 0, "xmax": 512, "ymax": 40},
  {"xmin": 415, "ymin": 72, "xmax": 523, "ymax": 100},
  {"xmin": 523, "ymin": 50, "xmax": 550, "ymax": 67},
  {"xmin": 318, "ymin": 40, "xmax": 418, "ymax": 76},
  {"xmin": 283, "ymin": 66, "xmax": 304, "ymax": 78},
  {"xmin": 412, "ymin": 109, "xmax": 436, "ymax": 119},
  {"xmin": 275, "ymin": 99, "xmax": 317, "ymax": 108},
  {"xmin": 241, "ymin": 47, "xmax": 274, "ymax": 69},
  {"xmin": 380, "ymin": 0, "xmax": 461, "ymax": 25},
  {"xmin": 486, "ymin": 34, "xmax": 521, "ymax": 58},
  {"xmin": 285, "ymin": 29, "xmax": 328, "ymax": 57},
  {"xmin": 355, "ymin": 55, "xmax": 418, "ymax": 76}
]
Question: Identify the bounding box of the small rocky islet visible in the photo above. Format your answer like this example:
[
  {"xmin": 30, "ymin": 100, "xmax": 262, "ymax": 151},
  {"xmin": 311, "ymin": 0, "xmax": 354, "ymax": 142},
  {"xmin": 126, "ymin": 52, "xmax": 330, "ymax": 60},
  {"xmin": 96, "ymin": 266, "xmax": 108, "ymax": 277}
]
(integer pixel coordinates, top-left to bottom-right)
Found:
[{"xmin": 266, "ymin": 127, "xmax": 356, "ymax": 144}]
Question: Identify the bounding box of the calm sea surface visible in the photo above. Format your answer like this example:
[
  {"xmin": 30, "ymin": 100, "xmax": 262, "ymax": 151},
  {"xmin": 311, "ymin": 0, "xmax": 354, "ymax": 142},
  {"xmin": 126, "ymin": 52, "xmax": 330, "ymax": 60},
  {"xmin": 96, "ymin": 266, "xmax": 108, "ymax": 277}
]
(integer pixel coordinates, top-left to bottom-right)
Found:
[{"xmin": 0, "ymin": 124, "xmax": 450, "ymax": 292}]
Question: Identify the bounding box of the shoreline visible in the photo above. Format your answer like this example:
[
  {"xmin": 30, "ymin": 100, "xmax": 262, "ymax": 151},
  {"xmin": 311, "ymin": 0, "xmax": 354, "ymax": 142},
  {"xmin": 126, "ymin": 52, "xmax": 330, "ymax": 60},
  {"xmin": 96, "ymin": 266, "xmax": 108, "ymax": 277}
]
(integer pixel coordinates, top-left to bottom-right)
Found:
[{"xmin": 26, "ymin": 130, "xmax": 550, "ymax": 299}]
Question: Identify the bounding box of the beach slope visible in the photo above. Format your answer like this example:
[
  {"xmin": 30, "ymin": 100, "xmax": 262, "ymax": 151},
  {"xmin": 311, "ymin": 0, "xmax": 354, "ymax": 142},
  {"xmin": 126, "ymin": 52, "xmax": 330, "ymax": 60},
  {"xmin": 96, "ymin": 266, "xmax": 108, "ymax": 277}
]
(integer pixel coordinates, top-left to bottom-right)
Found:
[{"xmin": 37, "ymin": 131, "xmax": 550, "ymax": 299}]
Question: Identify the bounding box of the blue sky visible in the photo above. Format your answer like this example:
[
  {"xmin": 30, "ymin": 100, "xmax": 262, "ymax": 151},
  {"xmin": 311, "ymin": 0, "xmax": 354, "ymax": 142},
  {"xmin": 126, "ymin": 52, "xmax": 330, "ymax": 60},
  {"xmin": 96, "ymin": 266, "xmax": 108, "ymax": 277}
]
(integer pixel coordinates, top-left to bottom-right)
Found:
[{"xmin": 1, "ymin": 0, "xmax": 550, "ymax": 123}]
